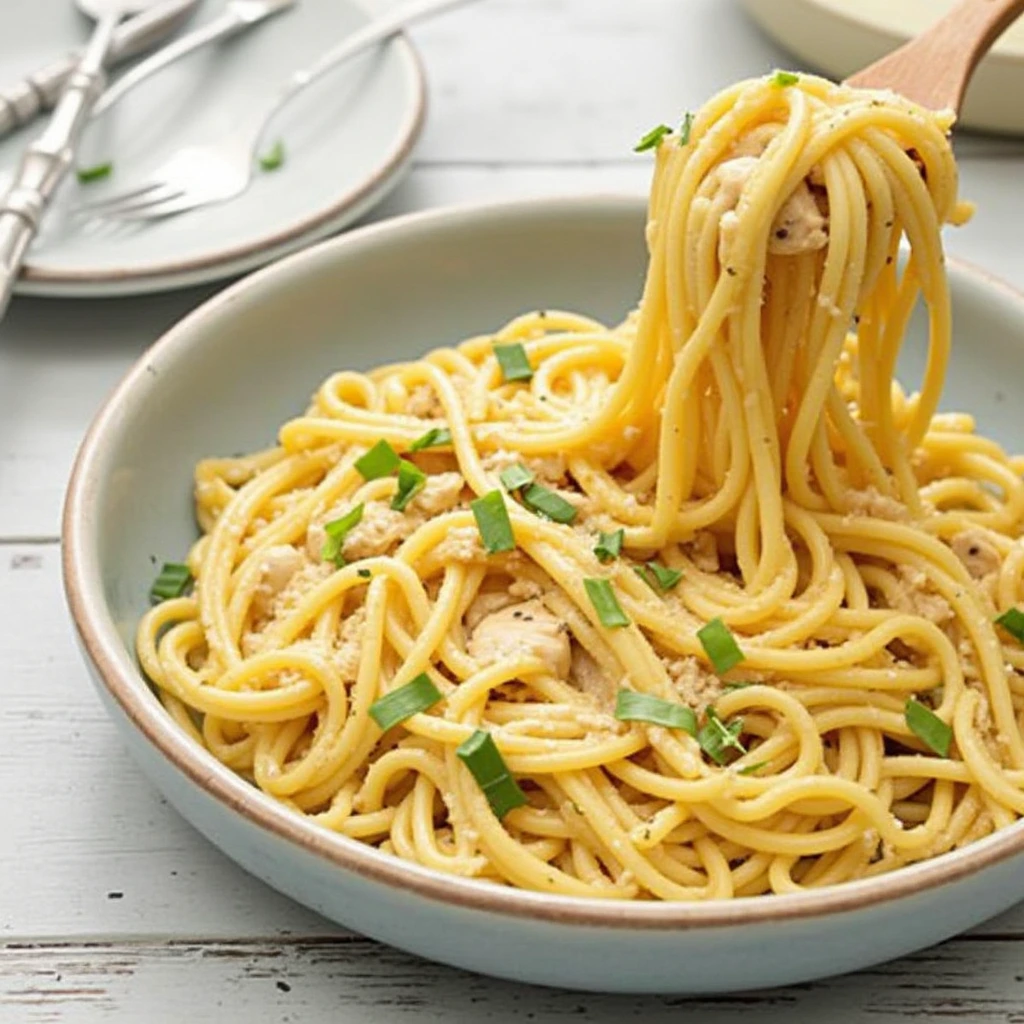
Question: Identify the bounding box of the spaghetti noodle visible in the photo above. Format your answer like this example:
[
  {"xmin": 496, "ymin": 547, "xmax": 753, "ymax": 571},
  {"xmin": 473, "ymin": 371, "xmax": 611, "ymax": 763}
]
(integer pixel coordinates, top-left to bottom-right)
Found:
[{"xmin": 138, "ymin": 73, "xmax": 1024, "ymax": 899}]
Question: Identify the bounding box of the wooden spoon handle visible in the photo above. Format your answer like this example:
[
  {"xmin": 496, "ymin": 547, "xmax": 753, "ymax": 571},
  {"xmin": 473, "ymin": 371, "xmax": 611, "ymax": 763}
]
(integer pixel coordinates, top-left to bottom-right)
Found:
[{"xmin": 846, "ymin": 0, "xmax": 1024, "ymax": 112}]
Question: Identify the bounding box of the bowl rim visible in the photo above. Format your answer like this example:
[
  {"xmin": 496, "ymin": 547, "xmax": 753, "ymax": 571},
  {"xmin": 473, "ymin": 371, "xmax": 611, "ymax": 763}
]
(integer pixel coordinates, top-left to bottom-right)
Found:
[{"xmin": 63, "ymin": 193, "xmax": 1024, "ymax": 930}]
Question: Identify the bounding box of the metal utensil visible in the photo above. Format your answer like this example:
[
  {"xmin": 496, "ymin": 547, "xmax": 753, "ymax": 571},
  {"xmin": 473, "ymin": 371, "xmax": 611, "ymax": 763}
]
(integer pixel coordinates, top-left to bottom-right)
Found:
[
  {"xmin": 92, "ymin": 0, "xmax": 298, "ymax": 120},
  {"xmin": 76, "ymin": 0, "xmax": 482, "ymax": 223},
  {"xmin": 0, "ymin": 0, "xmax": 167, "ymax": 317},
  {"xmin": 0, "ymin": 0, "xmax": 199, "ymax": 141}
]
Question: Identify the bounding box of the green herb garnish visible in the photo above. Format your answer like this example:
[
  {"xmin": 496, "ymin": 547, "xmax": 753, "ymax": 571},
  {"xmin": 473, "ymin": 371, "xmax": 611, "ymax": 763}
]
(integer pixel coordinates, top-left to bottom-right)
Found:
[
  {"xmin": 678, "ymin": 112, "xmax": 694, "ymax": 145},
  {"xmin": 697, "ymin": 617, "xmax": 746, "ymax": 674},
  {"xmin": 357, "ymin": 568, "xmax": 372, "ymax": 579},
  {"xmin": 494, "ymin": 342, "xmax": 533, "ymax": 383},
  {"xmin": 905, "ymin": 698, "xmax": 952, "ymax": 757},
  {"xmin": 355, "ymin": 439, "xmax": 401, "ymax": 481},
  {"xmin": 369, "ymin": 673, "xmax": 443, "ymax": 732},
  {"xmin": 594, "ymin": 529, "xmax": 624, "ymax": 564},
  {"xmin": 76, "ymin": 161, "xmax": 113, "ymax": 184},
  {"xmin": 457, "ymin": 729, "xmax": 528, "ymax": 819},
  {"xmin": 637, "ymin": 560, "xmax": 683, "ymax": 592},
  {"xmin": 321, "ymin": 504, "xmax": 365, "ymax": 567},
  {"xmin": 521, "ymin": 483, "xmax": 578, "ymax": 524},
  {"xmin": 408, "ymin": 427, "xmax": 452, "ymax": 452},
  {"xmin": 500, "ymin": 463, "xmax": 535, "ymax": 493},
  {"xmin": 614, "ymin": 690, "xmax": 697, "ymax": 734},
  {"xmin": 738, "ymin": 761, "xmax": 769, "ymax": 776},
  {"xmin": 259, "ymin": 140, "xmax": 286, "ymax": 172},
  {"xmin": 471, "ymin": 490, "xmax": 516, "ymax": 554},
  {"xmin": 770, "ymin": 70, "xmax": 800, "ymax": 87},
  {"xmin": 584, "ymin": 578, "xmax": 630, "ymax": 629},
  {"xmin": 698, "ymin": 707, "xmax": 747, "ymax": 765},
  {"xmin": 634, "ymin": 123, "xmax": 672, "ymax": 152},
  {"xmin": 149, "ymin": 562, "xmax": 192, "ymax": 603},
  {"xmin": 995, "ymin": 607, "xmax": 1024, "ymax": 644},
  {"xmin": 391, "ymin": 459, "xmax": 427, "ymax": 512}
]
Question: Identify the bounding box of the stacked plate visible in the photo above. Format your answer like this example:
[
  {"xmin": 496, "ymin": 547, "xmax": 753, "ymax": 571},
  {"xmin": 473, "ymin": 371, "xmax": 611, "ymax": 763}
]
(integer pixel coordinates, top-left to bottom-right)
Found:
[{"xmin": 0, "ymin": 0, "xmax": 426, "ymax": 296}]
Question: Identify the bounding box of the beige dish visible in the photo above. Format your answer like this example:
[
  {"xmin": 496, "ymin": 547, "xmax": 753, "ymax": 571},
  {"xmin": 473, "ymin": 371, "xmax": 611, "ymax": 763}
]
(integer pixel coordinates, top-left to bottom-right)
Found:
[
  {"xmin": 62, "ymin": 196, "xmax": 1024, "ymax": 993},
  {"xmin": 741, "ymin": 0, "xmax": 1024, "ymax": 134}
]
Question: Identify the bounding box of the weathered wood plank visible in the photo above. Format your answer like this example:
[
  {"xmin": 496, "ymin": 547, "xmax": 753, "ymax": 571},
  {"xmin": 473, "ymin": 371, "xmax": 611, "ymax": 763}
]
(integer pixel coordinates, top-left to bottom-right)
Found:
[
  {"xmin": 2, "ymin": 544, "xmax": 1024, "ymax": 944},
  {"xmin": 3, "ymin": 935, "xmax": 1024, "ymax": 1023}
]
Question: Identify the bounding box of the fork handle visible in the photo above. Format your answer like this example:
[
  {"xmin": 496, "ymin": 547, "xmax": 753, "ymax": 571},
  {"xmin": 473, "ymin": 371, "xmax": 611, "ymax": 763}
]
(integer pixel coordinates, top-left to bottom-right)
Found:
[{"xmin": 0, "ymin": 14, "xmax": 119, "ymax": 319}]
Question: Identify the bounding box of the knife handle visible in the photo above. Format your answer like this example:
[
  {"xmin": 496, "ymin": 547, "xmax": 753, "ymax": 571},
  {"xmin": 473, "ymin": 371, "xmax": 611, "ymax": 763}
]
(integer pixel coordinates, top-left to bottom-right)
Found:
[
  {"xmin": 0, "ymin": 0, "xmax": 195, "ymax": 142},
  {"xmin": 0, "ymin": 55, "xmax": 78, "ymax": 140},
  {"xmin": 0, "ymin": 19, "xmax": 115, "ymax": 319}
]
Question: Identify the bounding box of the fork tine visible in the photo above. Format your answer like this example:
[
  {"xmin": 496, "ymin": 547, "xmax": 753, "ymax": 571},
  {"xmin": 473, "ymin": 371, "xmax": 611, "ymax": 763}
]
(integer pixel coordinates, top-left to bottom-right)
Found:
[
  {"xmin": 102, "ymin": 192, "xmax": 204, "ymax": 222},
  {"xmin": 82, "ymin": 185, "xmax": 190, "ymax": 222},
  {"xmin": 73, "ymin": 181, "xmax": 170, "ymax": 216}
]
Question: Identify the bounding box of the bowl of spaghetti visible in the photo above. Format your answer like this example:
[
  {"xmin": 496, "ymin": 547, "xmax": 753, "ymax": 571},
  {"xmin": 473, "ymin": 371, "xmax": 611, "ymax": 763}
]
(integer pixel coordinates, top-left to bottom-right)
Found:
[{"xmin": 64, "ymin": 73, "xmax": 1024, "ymax": 994}]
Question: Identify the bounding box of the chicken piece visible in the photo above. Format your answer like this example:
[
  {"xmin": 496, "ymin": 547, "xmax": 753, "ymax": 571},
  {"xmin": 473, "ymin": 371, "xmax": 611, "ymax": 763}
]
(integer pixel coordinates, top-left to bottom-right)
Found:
[
  {"xmin": 846, "ymin": 486, "xmax": 908, "ymax": 522},
  {"xmin": 412, "ymin": 472, "xmax": 465, "ymax": 515},
  {"xmin": 950, "ymin": 530, "xmax": 1002, "ymax": 580},
  {"xmin": 714, "ymin": 156, "xmax": 828, "ymax": 260},
  {"xmin": 894, "ymin": 566, "xmax": 953, "ymax": 626},
  {"xmin": 467, "ymin": 600, "xmax": 571, "ymax": 678},
  {"xmin": 687, "ymin": 531, "xmax": 720, "ymax": 573},
  {"xmin": 482, "ymin": 449, "xmax": 568, "ymax": 487},
  {"xmin": 306, "ymin": 473, "xmax": 465, "ymax": 563},
  {"xmin": 251, "ymin": 545, "xmax": 305, "ymax": 618},
  {"xmin": 570, "ymin": 644, "xmax": 614, "ymax": 709},
  {"xmin": 666, "ymin": 656, "xmax": 723, "ymax": 707},
  {"xmin": 769, "ymin": 179, "xmax": 828, "ymax": 255},
  {"xmin": 464, "ymin": 591, "xmax": 517, "ymax": 631}
]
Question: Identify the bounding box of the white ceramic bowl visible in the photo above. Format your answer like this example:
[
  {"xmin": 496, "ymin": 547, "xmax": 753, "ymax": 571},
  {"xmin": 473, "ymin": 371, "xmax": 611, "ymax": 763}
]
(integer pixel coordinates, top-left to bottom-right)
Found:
[{"xmin": 63, "ymin": 196, "xmax": 1024, "ymax": 994}]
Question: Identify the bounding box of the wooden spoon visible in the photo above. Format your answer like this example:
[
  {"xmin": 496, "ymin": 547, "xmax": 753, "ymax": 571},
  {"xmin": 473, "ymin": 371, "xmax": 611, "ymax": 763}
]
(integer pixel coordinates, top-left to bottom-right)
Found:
[{"xmin": 846, "ymin": 0, "xmax": 1024, "ymax": 113}]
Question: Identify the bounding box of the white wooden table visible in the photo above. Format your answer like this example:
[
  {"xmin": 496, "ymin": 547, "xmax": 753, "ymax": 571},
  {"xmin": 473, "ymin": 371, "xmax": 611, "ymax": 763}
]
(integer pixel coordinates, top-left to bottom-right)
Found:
[{"xmin": 3, "ymin": 1, "xmax": 1024, "ymax": 1019}]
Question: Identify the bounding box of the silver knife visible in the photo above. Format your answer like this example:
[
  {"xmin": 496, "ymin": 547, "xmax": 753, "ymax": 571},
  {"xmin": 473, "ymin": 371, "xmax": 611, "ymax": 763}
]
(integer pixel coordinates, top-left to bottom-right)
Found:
[{"xmin": 0, "ymin": 0, "xmax": 199, "ymax": 141}]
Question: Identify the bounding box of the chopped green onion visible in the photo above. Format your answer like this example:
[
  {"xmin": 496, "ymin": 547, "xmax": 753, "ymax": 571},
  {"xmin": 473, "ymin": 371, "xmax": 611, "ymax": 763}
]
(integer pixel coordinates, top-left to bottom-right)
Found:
[
  {"xmin": 637, "ymin": 560, "xmax": 683, "ymax": 592},
  {"xmin": 321, "ymin": 504, "xmax": 365, "ymax": 567},
  {"xmin": 259, "ymin": 140, "xmax": 286, "ymax": 172},
  {"xmin": 634, "ymin": 123, "xmax": 672, "ymax": 152},
  {"xmin": 614, "ymin": 690, "xmax": 697, "ymax": 734},
  {"xmin": 698, "ymin": 617, "xmax": 746, "ymax": 674},
  {"xmin": 995, "ymin": 607, "xmax": 1024, "ymax": 644},
  {"xmin": 369, "ymin": 672, "xmax": 443, "ymax": 731},
  {"xmin": 355, "ymin": 439, "xmax": 401, "ymax": 481},
  {"xmin": 408, "ymin": 427, "xmax": 452, "ymax": 452},
  {"xmin": 584, "ymin": 578, "xmax": 630, "ymax": 629},
  {"xmin": 456, "ymin": 729, "xmax": 528, "ymax": 818},
  {"xmin": 770, "ymin": 70, "xmax": 800, "ymax": 87},
  {"xmin": 738, "ymin": 761, "xmax": 769, "ymax": 776},
  {"xmin": 357, "ymin": 568, "xmax": 372, "ymax": 579},
  {"xmin": 500, "ymin": 463, "xmax": 535, "ymax": 493},
  {"xmin": 522, "ymin": 483, "xmax": 578, "ymax": 524},
  {"xmin": 721, "ymin": 681, "xmax": 755, "ymax": 693},
  {"xmin": 698, "ymin": 707, "xmax": 747, "ymax": 765},
  {"xmin": 149, "ymin": 562, "xmax": 192, "ymax": 603},
  {"xmin": 494, "ymin": 342, "xmax": 533, "ymax": 383},
  {"xmin": 76, "ymin": 161, "xmax": 113, "ymax": 184},
  {"xmin": 594, "ymin": 529, "xmax": 624, "ymax": 564},
  {"xmin": 471, "ymin": 490, "xmax": 516, "ymax": 554},
  {"xmin": 678, "ymin": 111, "xmax": 694, "ymax": 145},
  {"xmin": 391, "ymin": 459, "xmax": 427, "ymax": 512},
  {"xmin": 905, "ymin": 698, "xmax": 952, "ymax": 757}
]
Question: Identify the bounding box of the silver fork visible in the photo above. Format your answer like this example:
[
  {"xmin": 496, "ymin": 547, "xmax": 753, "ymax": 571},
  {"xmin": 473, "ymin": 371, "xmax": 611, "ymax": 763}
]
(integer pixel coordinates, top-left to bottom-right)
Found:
[{"xmin": 75, "ymin": 0, "xmax": 481, "ymax": 223}]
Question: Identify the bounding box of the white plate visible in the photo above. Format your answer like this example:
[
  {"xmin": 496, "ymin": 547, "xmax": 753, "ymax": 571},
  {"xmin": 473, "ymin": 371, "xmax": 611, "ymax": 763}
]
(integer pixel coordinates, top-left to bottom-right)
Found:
[
  {"xmin": 740, "ymin": 0, "xmax": 1024, "ymax": 136},
  {"xmin": 0, "ymin": 0, "xmax": 425, "ymax": 297}
]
